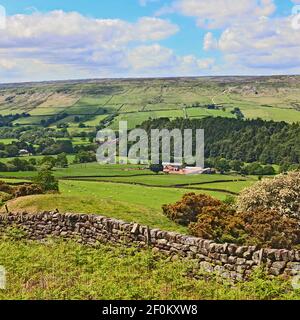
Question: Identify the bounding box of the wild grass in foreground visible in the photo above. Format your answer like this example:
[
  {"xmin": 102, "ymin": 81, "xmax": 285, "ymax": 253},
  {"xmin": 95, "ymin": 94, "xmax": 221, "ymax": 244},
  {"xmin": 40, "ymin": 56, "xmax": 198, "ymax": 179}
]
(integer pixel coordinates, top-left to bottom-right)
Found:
[{"xmin": 0, "ymin": 235, "xmax": 299, "ymax": 300}]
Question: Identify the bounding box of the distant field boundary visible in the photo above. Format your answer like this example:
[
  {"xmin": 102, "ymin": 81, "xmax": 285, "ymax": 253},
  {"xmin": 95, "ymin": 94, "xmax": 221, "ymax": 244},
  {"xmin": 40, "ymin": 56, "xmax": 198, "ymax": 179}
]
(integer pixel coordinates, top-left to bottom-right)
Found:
[{"xmin": 1, "ymin": 211, "xmax": 299, "ymax": 280}]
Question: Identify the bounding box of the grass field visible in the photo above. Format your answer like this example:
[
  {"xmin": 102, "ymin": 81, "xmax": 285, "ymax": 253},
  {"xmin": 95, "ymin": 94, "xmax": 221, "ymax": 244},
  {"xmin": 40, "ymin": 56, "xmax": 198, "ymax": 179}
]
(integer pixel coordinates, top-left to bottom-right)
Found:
[
  {"xmin": 109, "ymin": 109, "xmax": 185, "ymax": 130},
  {"xmin": 0, "ymin": 162, "xmax": 248, "ymax": 183},
  {"xmin": 53, "ymin": 163, "xmax": 155, "ymax": 178},
  {"xmin": 3, "ymin": 178, "xmax": 229, "ymax": 232},
  {"xmin": 0, "ymin": 139, "xmax": 18, "ymax": 145},
  {"xmin": 0, "ymin": 161, "xmax": 257, "ymax": 233},
  {"xmin": 0, "ymin": 237, "xmax": 299, "ymax": 300},
  {"xmin": 187, "ymin": 107, "xmax": 235, "ymax": 118},
  {"xmin": 0, "ymin": 178, "xmax": 30, "ymax": 183},
  {"xmin": 81, "ymin": 172, "xmax": 252, "ymax": 186},
  {"xmin": 190, "ymin": 180, "xmax": 256, "ymax": 194},
  {"xmin": 239, "ymin": 105, "xmax": 300, "ymax": 123},
  {"xmin": 82, "ymin": 114, "xmax": 108, "ymax": 126},
  {"xmin": 0, "ymin": 162, "xmax": 257, "ymax": 223}
]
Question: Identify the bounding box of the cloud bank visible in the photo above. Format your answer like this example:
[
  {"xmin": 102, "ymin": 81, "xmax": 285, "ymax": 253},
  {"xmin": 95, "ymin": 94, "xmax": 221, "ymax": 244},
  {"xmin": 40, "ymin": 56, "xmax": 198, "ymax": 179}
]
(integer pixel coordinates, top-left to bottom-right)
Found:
[{"xmin": 0, "ymin": 1, "xmax": 300, "ymax": 82}]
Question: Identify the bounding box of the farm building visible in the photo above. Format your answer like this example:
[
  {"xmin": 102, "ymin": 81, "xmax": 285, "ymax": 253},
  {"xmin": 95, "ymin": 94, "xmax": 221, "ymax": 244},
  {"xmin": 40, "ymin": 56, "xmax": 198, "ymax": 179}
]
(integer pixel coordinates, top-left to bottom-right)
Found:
[
  {"xmin": 18, "ymin": 149, "xmax": 32, "ymax": 156},
  {"xmin": 162, "ymin": 163, "xmax": 215, "ymax": 175}
]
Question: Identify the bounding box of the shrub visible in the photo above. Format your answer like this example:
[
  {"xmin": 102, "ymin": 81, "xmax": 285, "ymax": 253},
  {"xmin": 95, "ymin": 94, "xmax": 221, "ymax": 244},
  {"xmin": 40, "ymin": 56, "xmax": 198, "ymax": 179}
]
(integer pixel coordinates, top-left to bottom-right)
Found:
[
  {"xmin": 237, "ymin": 171, "xmax": 300, "ymax": 219},
  {"xmin": 13, "ymin": 184, "xmax": 43, "ymax": 198},
  {"xmin": 189, "ymin": 206, "xmax": 300, "ymax": 249},
  {"xmin": 149, "ymin": 164, "xmax": 163, "ymax": 174},
  {"xmin": 34, "ymin": 170, "xmax": 59, "ymax": 193},
  {"xmin": 0, "ymin": 181, "xmax": 13, "ymax": 194},
  {"xmin": 0, "ymin": 191, "xmax": 13, "ymax": 202},
  {"xmin": 240, "ymin": 209, "xmax": 300, "ymax": 249},
  {"xmin": 164, "ymin": 191, "xmax": 300, "ymax": 248},
  {"xmin": 162, "ymin": 193, "xmax": 221, "ymax": 226},
  {"xmin": 189, "ymin": 204, "xmax": 246, "ymax": 244}
]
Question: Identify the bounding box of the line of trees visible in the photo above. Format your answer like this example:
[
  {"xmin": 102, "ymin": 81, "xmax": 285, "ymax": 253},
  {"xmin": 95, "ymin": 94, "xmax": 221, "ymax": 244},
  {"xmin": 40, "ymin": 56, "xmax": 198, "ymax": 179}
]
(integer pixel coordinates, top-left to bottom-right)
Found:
[
  {"xmin": 205, "ymin": 158, "xmax": 276, "ymax": 175},
  {"xmin": 139, "ymin": 117, "xmax": 300, "ymax": 167}
]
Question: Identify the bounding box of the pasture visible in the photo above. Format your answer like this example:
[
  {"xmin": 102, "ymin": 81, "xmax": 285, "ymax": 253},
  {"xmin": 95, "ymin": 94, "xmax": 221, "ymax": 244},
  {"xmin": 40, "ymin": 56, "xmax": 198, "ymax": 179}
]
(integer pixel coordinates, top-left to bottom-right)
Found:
[
  {"xmin": 3, "ymin": 178, "xmax": 229, "ymax": 232},
  {"xmin": 1, "ymin": 161, "xmax": 257, "ymax": 233}
]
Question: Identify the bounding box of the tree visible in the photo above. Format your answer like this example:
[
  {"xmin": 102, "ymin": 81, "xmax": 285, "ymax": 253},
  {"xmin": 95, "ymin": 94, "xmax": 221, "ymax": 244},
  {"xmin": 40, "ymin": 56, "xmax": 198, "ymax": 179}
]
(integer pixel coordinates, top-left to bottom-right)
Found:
[
  {"xmin": 29, "ymin": 158, "xmax": 37, "ymax": 166},
  {"xmin": 189, "ymin": 205, "xmax": 300, "ymax": 249},
  {"xmin": 262, "ymin": 165, "xmax": 276, "ymax": 175},
  {"xmin": 149, "ymin": 163, "xmax": 163, "ymax": 174},
  {"xmin": 139, "ymin": 117, "xmax": 300, "ymax": 166},
  {"xmin": 39, "ymin": 156, "xmax": 56, "ymax": 170},
  {"xmin": 41, "ymin": 140, "xmax": 73, "ymax": 155},
  {"xmin": 215, "ymin": 158, "xmax": 230, "ymax": 174},
  {"xmin": 56, "ymin": 153, "xmax": 68, "ymax": 168},
  {"xmin": 243, "ymin": 162, "xmax": 264, "ymax": 175},
  {"xmin": 5, "ymin": 144, "xmax": 19, "ymax": 157},
  {"xmin": 74, "ymin": 151, "xmax": 95, "ymax": 164},
  {"xmin": 7, "ymin": 158, "xmax": 35, "ymax": 171},
  {"xmin": 0, "ymin": 162, "xmax": 8, "ymax": 172},
  {"xmin": 34, "ymin": 169, "xmax": 59, "ymax": 193},
  {"xmin": 230, "ymin": 160, "xmax": 243, "ymax": 173}
]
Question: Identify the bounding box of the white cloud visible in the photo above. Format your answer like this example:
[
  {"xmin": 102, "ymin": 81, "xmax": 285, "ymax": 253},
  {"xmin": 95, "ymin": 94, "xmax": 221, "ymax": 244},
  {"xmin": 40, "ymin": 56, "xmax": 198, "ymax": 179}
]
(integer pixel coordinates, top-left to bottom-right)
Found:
[
  {"xmin": 158, "ymin": 0, "xmax": 300, "ymax": 74},
  {"xmin": 1, "ymin": 11, "xmax": 179, "ymax": 48},
  {"xmin": 128, "ymin": 44, "xmax": 176, "ymax": 70},
  {"xmin": 157, "ymin": 0, "xmax": 276, "ymax": 29},
  {"xmin": 0, "ymin": 10, "xmax": 181, "ymax": 81},
  {"xmin": 127, "ymin": 44, "xmax": 215, "ymax": 76},
  {"xmin": 208, "ymin": 15, "xmax": 300, "ymax": 72}
]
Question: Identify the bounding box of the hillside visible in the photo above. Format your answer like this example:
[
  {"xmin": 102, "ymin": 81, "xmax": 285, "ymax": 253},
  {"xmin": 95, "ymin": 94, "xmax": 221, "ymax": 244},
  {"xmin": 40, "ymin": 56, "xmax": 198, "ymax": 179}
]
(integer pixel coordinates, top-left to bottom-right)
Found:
[{"xmin": 0, "ymin": 76, "xmax": 300, "ymax": 130}]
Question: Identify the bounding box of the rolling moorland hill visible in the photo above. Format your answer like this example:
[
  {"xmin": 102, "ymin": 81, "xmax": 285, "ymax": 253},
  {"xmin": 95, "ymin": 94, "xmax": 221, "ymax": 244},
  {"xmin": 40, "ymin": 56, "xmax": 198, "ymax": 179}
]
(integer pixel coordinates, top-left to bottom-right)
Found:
[{"xmin": 0, "ymin": 76, "xmax": 300, "ymax": 132}]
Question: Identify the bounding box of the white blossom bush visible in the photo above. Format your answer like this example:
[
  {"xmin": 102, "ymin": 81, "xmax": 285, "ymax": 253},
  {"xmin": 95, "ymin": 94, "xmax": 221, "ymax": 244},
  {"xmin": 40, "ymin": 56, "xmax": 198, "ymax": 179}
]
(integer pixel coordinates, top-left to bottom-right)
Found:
[{"xmin": 237, "ymin": 171, "xmax": 300, "ymax": 219}]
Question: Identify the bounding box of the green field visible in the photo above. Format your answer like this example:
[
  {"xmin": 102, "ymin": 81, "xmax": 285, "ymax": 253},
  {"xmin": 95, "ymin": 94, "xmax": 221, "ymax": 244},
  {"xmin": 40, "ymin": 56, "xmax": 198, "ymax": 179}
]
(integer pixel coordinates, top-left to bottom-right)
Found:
[
  {"xmin": 0, "ymin": 159, "xmax": 257, "ymax": 234},
  {"xmin": 80, "ymin": 172, "xmax": 251, "ymax": 186},
  {"xmin": 0, "ymin": 237, "xmax": 298, "ymax": 300},
  {"xmin": 187, "ymin": 107, "xmax": 235, "ymax": 118},
  {"xmin": 1, "ymin": 166, "xmax": 256, "ymax": 233},
  {"xmin": 4, "ymin": 178, "xmax": 230, "ymax": 232},
  {"xmin": 0, "ymin": 139, "xmax": 18, "ymax": 145},
  {"xmin": 190, "ymin": 180, "xmax": 256, "ymax": 194},
  {"xmin": 109, "ymin": 110, "xmax": 185, "ymax": 130}
]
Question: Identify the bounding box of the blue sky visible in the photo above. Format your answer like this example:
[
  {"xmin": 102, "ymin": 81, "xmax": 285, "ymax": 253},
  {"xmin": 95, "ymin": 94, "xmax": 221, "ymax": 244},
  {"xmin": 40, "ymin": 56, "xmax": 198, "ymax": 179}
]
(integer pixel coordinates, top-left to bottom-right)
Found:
[{"xmin": 0, "ymin": 0, "xmax": 300, "ymax": 82}]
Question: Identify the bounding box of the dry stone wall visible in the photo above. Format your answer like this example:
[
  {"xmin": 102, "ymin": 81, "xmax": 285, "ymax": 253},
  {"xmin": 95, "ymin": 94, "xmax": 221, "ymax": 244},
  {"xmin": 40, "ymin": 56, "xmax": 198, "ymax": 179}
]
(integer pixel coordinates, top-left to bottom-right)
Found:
[{"xmin": 1, "ymin": 211, "xmax": 300, "ymax": 280}]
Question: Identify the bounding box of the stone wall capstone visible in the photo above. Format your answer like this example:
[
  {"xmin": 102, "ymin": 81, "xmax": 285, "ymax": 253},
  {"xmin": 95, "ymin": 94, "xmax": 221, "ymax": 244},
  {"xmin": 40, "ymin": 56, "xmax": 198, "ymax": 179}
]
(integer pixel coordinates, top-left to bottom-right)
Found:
[{"xmin": 1, "ymin": 211, "xmax": 300, "ymax": 280}]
